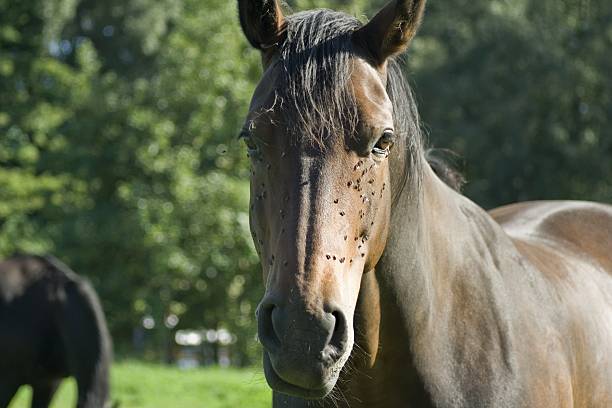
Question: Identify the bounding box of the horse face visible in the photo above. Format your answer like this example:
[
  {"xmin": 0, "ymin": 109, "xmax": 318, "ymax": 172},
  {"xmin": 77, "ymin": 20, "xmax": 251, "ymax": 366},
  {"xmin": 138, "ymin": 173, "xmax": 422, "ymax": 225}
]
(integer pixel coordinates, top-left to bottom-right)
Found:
[
  {"xmin": 242, "ymin": 58, "xmax": 394, "ymax": 398},
  {"xmin": 237, "ymin": 0, "xmax": 425, "ymax": 399}
]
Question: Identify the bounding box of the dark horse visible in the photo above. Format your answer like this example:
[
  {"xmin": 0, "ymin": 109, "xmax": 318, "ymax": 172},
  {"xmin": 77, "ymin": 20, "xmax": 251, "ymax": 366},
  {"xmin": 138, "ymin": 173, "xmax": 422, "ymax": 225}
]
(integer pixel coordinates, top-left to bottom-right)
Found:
[
  {"xmin": 237, "ymin": 0, "xmax": 612, "ymax": 407},
  {"xmin": 0, "ymin": 254, "xmax": 111, "ymax": 408}
]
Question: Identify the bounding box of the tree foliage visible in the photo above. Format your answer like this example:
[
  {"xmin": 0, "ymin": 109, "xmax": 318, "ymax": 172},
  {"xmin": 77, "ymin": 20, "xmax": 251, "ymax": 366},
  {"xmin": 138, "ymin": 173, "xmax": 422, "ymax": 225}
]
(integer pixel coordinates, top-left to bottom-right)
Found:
[
  {"xmin": 0, "ymin": 0, "xmax": 610, "ymax": 363},
  {"xmin": 411, "ymin": 0, "xmax": 612, "ymax": 206}
]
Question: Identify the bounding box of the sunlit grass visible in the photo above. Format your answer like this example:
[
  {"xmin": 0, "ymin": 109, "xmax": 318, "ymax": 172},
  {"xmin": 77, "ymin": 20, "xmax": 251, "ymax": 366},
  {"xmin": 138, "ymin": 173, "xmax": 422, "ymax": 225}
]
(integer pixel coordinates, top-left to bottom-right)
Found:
[{"xmin": 9, "ymin": 361, "xmax": 270, "ymax": 408}]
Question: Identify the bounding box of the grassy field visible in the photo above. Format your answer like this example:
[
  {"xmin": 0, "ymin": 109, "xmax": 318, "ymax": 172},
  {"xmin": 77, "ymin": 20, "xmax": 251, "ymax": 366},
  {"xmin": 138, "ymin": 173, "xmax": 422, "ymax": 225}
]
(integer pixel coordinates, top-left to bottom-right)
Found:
[{"xmin": 9, "ymin": 361, "xmax": 271, "ymax": 408}]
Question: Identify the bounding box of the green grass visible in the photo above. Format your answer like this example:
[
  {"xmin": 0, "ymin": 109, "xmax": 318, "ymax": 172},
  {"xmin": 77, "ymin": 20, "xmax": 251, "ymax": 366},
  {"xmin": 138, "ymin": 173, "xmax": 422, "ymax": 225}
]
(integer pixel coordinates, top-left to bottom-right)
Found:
[{"xmin": 9, "ymin": 361, "xmax": 271, "ymax": 408}]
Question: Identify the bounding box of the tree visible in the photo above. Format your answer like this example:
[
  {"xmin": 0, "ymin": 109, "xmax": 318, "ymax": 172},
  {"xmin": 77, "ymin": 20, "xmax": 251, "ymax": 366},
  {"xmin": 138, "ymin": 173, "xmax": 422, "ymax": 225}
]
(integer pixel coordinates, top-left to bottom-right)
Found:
[
  {"xmin": 1, "ymin": 0, "xmax": 264, "ymax": 363},
  {"xmin": 409, "ymin": 0, "xmax": 612, "ymax": 207}
]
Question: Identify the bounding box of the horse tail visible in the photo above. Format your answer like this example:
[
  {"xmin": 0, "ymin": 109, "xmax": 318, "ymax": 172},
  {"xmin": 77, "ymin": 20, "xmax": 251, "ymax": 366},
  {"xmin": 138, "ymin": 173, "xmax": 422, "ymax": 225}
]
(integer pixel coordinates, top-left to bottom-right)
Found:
[
  {"xmin": 48, "ymin": 257, "xmax": 112, "ymax": 408},
  {"xmin": 425, "ymin": 148, "xmax": 465, "ymax": 192}
]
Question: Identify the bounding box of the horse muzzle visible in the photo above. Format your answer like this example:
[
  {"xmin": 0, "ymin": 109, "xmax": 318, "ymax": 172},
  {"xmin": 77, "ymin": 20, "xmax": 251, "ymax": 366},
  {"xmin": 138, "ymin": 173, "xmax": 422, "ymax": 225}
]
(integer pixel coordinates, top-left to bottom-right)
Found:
[{"xmin": 257, "ymin": 298, "xmax": 351, "ymax": 398}]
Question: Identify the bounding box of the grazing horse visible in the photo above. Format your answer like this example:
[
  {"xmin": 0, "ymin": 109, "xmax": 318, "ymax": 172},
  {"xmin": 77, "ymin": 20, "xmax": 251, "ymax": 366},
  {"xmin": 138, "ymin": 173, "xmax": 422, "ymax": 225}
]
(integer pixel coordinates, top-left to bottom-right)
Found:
[
  {"xmin": 237, "ymin": 0, "xmax": 612, "ymax": 407},
  {"xmin": 0, "ymin": 254, "xmax": 111, "ymax": 408}
]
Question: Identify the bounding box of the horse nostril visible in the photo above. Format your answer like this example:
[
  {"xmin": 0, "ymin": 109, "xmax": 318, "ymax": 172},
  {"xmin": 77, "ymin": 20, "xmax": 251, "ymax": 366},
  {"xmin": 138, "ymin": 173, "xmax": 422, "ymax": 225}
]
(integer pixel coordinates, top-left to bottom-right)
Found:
[
  {"xmin": 328, "ymin": 310, "xmax": 348, "ymax": 352},
  {"xmin": 257, "ymin": 302, "xmax": 281, "ymax": 353}
]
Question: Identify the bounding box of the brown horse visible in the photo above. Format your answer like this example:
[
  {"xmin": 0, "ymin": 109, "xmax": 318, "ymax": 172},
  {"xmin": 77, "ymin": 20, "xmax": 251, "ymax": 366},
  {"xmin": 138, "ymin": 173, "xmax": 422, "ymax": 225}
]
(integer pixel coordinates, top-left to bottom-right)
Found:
[{"xmin": 236, "ymin": 1, "xmax": 612, "ymax": 407}]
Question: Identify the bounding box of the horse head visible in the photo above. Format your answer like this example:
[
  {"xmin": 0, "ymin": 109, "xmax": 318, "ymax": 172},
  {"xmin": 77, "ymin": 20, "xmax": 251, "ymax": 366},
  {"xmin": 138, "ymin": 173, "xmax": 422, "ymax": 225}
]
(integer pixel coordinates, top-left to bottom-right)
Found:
[{"xmin": 238, "ymin": 0, "xmax": 426, "ymax": 399}]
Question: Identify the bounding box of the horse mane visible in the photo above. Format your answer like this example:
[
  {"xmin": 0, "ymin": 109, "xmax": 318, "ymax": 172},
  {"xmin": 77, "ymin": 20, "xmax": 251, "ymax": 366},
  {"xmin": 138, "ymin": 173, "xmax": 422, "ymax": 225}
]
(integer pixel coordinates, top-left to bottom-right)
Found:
[
  {"xmin": 277, "ymin": 9, "xmax": 427, "ymax": 198},
  {"xmin": 278, "ymin": 10, "xmax": 361, "ymax": 145},
  {"xmin": 425, "ymin": 149, "xmax": 466, "ymax": 192}
]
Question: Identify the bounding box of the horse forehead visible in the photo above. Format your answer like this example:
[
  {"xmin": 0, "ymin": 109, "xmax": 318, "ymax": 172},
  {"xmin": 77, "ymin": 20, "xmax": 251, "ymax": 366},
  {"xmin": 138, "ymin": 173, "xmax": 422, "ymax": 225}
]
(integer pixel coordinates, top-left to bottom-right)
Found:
[{"xmin": 350, "ymin": 59, "xmax": 393, "ymax": 125}]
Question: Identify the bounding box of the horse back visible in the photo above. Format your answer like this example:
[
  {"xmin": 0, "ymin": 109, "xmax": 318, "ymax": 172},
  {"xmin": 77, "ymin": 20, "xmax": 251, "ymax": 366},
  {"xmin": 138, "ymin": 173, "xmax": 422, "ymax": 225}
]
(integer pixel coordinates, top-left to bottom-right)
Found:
[
  {"xmin": 490, "ymin": 200, "xmax": 612, "ymax": 275},
  {"xmin": 490, "ymin": 200, "xmax": 612, "ymax": 407}
]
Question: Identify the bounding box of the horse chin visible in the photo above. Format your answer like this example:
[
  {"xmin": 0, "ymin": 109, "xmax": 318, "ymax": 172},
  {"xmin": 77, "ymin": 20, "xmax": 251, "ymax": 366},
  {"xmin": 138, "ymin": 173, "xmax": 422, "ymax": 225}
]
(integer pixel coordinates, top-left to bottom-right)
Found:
[{"xmin": 263, "ymin": 350, "xmax": 345, "ymax": 400}]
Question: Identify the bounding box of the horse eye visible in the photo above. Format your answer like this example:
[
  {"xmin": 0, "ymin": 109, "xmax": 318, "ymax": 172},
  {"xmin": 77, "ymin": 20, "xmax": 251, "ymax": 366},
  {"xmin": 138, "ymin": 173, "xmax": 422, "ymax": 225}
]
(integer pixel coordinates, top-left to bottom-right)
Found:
[{"xmin": 372, "ymin": 129, "xmax": 395, "ymax": 157}]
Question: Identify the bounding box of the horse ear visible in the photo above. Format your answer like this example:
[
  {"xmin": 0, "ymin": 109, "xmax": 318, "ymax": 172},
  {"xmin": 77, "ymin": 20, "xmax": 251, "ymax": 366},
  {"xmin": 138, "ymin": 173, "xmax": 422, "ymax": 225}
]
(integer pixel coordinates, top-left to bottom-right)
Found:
[
  {"xmin": 353, "ymin": 0, "xmax": 426, "ymax": 66},
  {"xmin": 237, "ymin": 0, "xmax": 285, "ymax": 51}
]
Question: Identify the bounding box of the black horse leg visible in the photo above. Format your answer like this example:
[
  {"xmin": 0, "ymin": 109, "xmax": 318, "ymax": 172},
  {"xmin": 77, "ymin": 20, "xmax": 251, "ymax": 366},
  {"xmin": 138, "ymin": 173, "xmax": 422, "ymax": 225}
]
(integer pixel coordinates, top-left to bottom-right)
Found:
[
  {"xmin": 0, "ymin": 382, "xmax": 20, "ymax": 408},
  {"xmin": 30, "ymin": 380, "xmax": 60, "ymax": 408}
]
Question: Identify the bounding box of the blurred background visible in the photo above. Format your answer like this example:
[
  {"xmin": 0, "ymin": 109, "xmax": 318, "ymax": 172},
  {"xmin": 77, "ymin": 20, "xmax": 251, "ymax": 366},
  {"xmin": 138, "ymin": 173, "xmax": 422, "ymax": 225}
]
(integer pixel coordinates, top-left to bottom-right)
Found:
[{"xmin": 0, "ymin": 0, "xmax": 610, "ymax": 405}]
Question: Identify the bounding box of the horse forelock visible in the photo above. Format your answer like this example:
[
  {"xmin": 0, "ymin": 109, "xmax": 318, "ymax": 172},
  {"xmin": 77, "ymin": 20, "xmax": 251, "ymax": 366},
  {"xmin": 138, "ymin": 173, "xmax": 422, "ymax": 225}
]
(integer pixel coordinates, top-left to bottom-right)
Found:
[{"xmin": 277, "ymin": 10, "xmax": 360, "ymax": 146}]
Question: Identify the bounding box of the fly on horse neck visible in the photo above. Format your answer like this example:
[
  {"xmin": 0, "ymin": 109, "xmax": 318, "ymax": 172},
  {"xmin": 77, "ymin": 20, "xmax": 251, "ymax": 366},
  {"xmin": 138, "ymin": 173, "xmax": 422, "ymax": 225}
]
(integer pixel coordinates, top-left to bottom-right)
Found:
[{"xmin": 237, "ymin": 1, "xmax": 612, "ymax": 407}]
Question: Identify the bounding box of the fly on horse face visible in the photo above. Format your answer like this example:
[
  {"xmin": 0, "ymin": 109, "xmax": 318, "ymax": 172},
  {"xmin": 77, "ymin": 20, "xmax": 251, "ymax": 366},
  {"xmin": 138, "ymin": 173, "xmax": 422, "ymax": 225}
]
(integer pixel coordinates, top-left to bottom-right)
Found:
[
  {"xmin": 0, "ymin": 255, "xmax": 111, "ymax": 408},
  {"xmin": 237, "ymin": 1, "xmax": 612, "ymax": 407}
]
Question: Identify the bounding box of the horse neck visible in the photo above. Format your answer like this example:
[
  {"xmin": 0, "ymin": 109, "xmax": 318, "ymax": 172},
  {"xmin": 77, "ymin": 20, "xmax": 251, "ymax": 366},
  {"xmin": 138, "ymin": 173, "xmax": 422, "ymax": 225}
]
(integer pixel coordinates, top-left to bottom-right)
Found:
[
  {"xmin": 383, "ymin": 156, "xmax": 506, "ymax": 314},
  {"xmin": 365, "ymin": 155, "xmax": 517, "ymax": 397}
]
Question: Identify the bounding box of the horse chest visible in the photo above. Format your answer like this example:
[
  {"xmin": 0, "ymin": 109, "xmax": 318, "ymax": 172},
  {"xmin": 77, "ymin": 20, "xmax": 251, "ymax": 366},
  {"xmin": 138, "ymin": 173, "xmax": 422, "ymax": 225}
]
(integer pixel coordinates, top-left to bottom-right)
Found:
[{"xmin": 338, "ymin": 327, "xmax": 436, "ymax": 407}]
